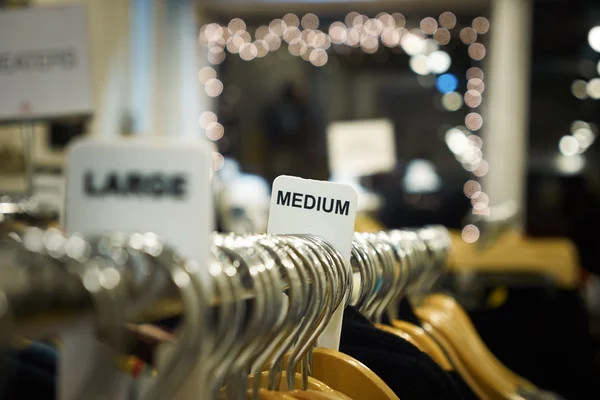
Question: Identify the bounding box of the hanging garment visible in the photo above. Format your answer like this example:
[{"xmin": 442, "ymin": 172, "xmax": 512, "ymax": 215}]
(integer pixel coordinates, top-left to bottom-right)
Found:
[
  {"xmin": 2, "ymin": 349, "xmax": 56, "ymax": 400},
  {"xmin": 468, "ymin": 286, "xmax": 598, "ymax": 400},
  {"xmin": 340, "ymin": 306, "xmax": 465, "ymax": 400}
]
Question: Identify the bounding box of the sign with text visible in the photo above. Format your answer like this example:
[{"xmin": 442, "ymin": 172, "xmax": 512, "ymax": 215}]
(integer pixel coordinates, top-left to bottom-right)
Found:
[
  {"xmin": 65, "ymin": 137, "xmax": 213, "ymax": 264},
  {"xmin": 268, "ymin": 175, "xmax": 357, "ymax": 350},
  {"xmin": 62, "ymin": 137, "xmax": 213, "ymax": 400},
  {"xmin": 0, "ymin": 5, "xmax": 92, "ymax": 121},
  {"xmin": 327, "ymin": 119, "xmax": 396, "ymax": 178}
]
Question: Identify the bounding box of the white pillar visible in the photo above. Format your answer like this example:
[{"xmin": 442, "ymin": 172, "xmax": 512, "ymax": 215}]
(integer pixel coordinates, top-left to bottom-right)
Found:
[
  {"xmin": 483, "ymin": 0, "xmax": 532, "ymax": 228},
  {"xmin": 156, "ymin": 0, "xmax": 211, "ymax": 138},
  {"xmin": 129, "ymin": 0, "xmax": 155, "ymax": 136}
]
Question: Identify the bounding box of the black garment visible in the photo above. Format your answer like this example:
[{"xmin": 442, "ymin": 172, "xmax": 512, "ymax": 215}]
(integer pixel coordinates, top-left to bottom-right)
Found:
[
  {"xmin": 449, "ymin": 372, "xmax": 479, "ymax": 400},
  {"xmin": 340, "ymin": 306, "xmax": 465, "ymax": 400},
  {"xmin": 1, "ymin": 353, "xmax": 55, "ymax": 400},
  {"xmin": 468, "ymin": 287, "xmax": 597, "ymax": 400}
]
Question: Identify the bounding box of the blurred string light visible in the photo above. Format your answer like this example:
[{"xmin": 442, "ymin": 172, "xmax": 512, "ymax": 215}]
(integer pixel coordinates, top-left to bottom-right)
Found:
[
  {"xmin": 460, "ymin": 27, "xmax": 477, "ymax": 44},
  {"xmin": 441, "ymin": 92, "xmax": 463, "ymax": 111},
  {"xmin": 559, "ymin": 136, "xmax": 580, "ymax": 156},
  {"xmin": 439, "ymin": 11, "xmax": 457, "ymax": 29},
  {"xmin": 571, "ymin": 80, "xmax": 588, "ymax": 99},
  {"xmin": 196, "ymin": 12, "xmax": 492, "ymax": 214},
  {"xmin": 434, "ymin": 28, "xmax": 451, "ymax": 45},
  {"xmin": 427, "ymin": 51, "xmax": 451, "ymax": 74},
  {"xmin": 586, "ymin": 77, "xmax": 600, "ymax": 99},
  {"xmin": 436, "ymin": 73, "xmax": 458, "ymax": 93},
  {"xmin": 558, "ymin": 120, "xmax": 597, "ymax": 157},
  {"xmin": 588, "ymin": 26, "xmax": 600, "ymax": 52},
  {"xmin": 462, "ymin": 224, "xmax": 480, "ymax": 243},
  {"xmin": 212, "ymin": 152, "xmax": 225, "ymax": 171}
]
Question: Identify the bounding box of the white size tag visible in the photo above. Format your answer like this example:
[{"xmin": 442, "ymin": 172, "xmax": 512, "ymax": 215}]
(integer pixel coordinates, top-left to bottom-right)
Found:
[
  {"xmin": 327, "ymin": 119, "xmax": 396, "ymax": 179},
  {"xmin": 267, "ymin": 175, "xmax": 357, "ymax": 350},
  {"xmin": 61, "ymin": 137, "xmax": 214, "ymax": 400},
  {"xmin": 0, "ymin": 5, "xmax": 92, "ymax": 121},
  {"xmin": 65, "ymin": 137, "xmax": 213, "ymax": 267}
]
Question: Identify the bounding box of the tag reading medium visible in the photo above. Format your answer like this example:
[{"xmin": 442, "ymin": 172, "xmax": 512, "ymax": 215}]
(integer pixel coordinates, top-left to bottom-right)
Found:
[{"xmin": 268, "ymin": 175, "xmax": 358, "ymax": 350}]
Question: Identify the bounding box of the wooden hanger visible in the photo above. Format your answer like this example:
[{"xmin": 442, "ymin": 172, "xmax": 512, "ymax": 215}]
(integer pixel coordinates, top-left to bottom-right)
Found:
[
  {"xmin": 416, "ymin": 298, "xmax": 531, "ymax": 400},
  {"xmin": 252, "ymin": 389, "xmax": 298, "ymax": 399},
  {"xmin": 417, "ymin": 317, "xmax": 496, "ymax": 400},
  {"xmin": 423, "ymin": 294, "xmax": 536, "ymax": 391},
  {"xmin": 310, "ymin": 348, "xmax": 400, "ymax": 400},
  {"xmin": 248, "ymin": 371, "xmax": 342, "ymax": 395},
  {"xmin": 378, "ymin": 321, "xmax": 454, "ymax": 371},
  {"xmin": 287, "ymin": 390, "xmax": 351, "ymax": 400}
]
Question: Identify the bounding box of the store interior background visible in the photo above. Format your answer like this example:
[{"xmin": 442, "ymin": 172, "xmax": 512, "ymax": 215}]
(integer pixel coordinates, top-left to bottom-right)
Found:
[{"xmin": 1, "ymin": 0, "xmax": 600, "ymax": 396}]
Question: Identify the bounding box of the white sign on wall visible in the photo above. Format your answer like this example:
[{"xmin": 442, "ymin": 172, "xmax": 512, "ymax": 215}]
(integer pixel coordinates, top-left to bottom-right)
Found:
[
  {"xmin": 0, "ymin": 5, "xmax": 92, "ymax": 121},
  {"xmin": 327, "ymin": 119, "xmax": 397, "ymax": 178}
]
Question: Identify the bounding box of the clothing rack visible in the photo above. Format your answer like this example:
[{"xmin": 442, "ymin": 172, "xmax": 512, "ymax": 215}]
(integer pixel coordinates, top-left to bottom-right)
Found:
[
  {"xmin": 0, "ymin": 225, "xmax": 452, "ymax": 400},
  {"xmin": 0, "ymin": 226, "xmax": 450, "ymax": 335}
]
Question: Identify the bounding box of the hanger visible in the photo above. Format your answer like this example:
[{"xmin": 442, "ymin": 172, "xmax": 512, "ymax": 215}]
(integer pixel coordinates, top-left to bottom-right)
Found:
[
  {"xmin": 408, "ymin": 227, "xmax": 535, "ymax": 399},
  {"xmin": 291, "ymin": 235, "xmax": 400, "ymax": 400},
  {"xmin": 419, "ymin": 295, "xmax": 535, "ymax": 393},
  {"xmin": 350, "ymin": 230, "xmax": 455, "ymax": 372}
]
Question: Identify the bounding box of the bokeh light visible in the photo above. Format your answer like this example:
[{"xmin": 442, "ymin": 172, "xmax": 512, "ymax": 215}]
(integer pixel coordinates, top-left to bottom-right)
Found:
[
  {"xmin": 468, "ymin": 43, "xmax": 486, "ymax": 60},
  {"xmin": 213, "ymin": 152, "xmax": 225, "ymax": 171},
  {"xmin": 466, "ymin": 67, "xmax": 484, "ymax": 80},
  {"xmin": 472, "ymin": 160, "xmax": 489, "ymax": 177},
  {"xmin": 283, "ymin": 13, "xmax": 300, "ymax": 28},
  {"xmin": 208, "ymin": 47, "xmax": 226, "ymax": 65},
  {"xmin": 410, "ymin": 55, "xmax": 430, "ymax": 75},
  {"xmin": 427, "ymin": 51, "xmax": 451, "ymax": 74},
  {"xmin": 467, "ymin": 78, "xmax": 485, "ymax": 93},
  {"xmin": 205, "ymin": 78, "xmax": 224, "ymax": 97},
  {"xmin": 464, "ymin": 90, "xmax": 482, "ymax": 108},
  {"xmin": 586, "ymin": 78, "xmax": 600, "ymax": 99},
  {"xmin": 239, "ymin": 42, "xmax": 258, "ymax": 61},
  {"xmin": 588, "ymin": 26, "xmax": 600, "ymax": 52},
  {"xmin": 401, "ymin": 33, "xmax": 426, "ymax": 56},
  {"xmin": 392, "ymin": 13, "xmax": 406, "ymax": 28},
  {"xmin": 570, "ymin": 80, "xmax": 588, "ymax": 99},
  {"xmin": 254, "ymin": 40, "xmax": 269, "ymax": 57},
  {"xmin": 463, "ymin": 180, "xmax": 482, "ymax": 198},
  {"xmin": 420, "ymin": 17, "xmax": 438, "ymax": 34},
  {"xmin": 434, "ymin": 28, "xmax": 451, "ymax": 45},
  {"xmin": 206, "ymin": 122, "xmax": 225, "ymax": 141},
  {"xmin": 442, "ymin": 92, "xmax": 463, "ymax": 111},
  {"xmin": 198, "ymin": 111, "xmax": 217, "ymax": 129},
  {"xmin": 310, "ymin": 48, "xmax": 328, "ymax": 67},
  {"xmin": 255, "ymin": 25, "xmax": 269, "ymax": 40},
  {"xmin": 460, "ymin": 27, "xmax": 477, "ymax": 44},
  {"xmin": 436, "ymin": 74, "xmax": 458, "ymax": 93},
  {"xmin": 462, "ymin": 224, "xmax": 480, "ymax": 243},
  {"xmin": 465, "ymin": 112, "xmax": 483, "ymax": 131},
  {"xmin": 472, "ymin": 17, "xmax": 490, "ymax": 34},
  {"xmin": 198, "ymin": 66, "xmax": 216, "ymax": 84},
  {"xmin": 439, "ymin": 12, "xmax": 457, "ymax": 29},
  {"xmin": 559, "ymin": 135, "xmax": 580, "ymax": 156},
  {"xmin": 269, "ymin": 19, "xmax": 287, "ymax": 36},
  {"xmin": 228, "ymin": 18, "xmax": 246, "ymax": 35},
  {"xmin": 301, "ymin": 13, "xmax": 320, "ymax": 30}
]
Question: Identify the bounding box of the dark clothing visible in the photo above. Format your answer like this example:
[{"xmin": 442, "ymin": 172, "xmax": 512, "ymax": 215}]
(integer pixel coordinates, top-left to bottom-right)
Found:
[{"xmin": 340, "ymin": 306, "xmax": 466, "ymax": 400}]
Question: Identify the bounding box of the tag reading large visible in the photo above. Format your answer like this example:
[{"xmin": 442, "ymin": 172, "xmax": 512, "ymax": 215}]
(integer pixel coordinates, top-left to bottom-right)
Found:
[
  {"xmin": 65, "ymin": 137, "xmax": 213, "ymax": 266},
  {"xmin": 268, "ymin": 175, "xmax": 357, "ymax": 350},
  {"xmin": 61, "ymin": 137, "xmax": 214, "ymax": 400}
]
